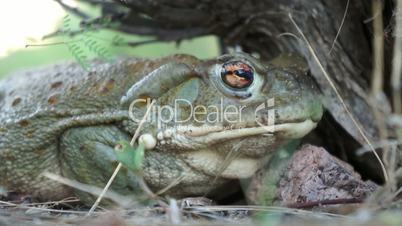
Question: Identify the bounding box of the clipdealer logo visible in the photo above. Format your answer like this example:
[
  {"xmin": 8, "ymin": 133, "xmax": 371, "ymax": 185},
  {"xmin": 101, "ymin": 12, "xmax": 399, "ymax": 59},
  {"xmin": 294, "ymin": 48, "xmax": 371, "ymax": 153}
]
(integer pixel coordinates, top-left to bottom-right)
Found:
[{"xmin": 128, "ymin": 98, "xmax": 275, "ymax": 131}]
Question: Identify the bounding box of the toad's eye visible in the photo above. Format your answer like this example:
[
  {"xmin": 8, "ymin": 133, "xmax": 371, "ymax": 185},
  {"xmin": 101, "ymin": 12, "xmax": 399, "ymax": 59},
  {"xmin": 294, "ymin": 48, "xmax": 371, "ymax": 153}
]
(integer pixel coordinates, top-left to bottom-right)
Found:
[{"xmin": 221, "ymin": 61, "xmax": 254, "ymax": 89}]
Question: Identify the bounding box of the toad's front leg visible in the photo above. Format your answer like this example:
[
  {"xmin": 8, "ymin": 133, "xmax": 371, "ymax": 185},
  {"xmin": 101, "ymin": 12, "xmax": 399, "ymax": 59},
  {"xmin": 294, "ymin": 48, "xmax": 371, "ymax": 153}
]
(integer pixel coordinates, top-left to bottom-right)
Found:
[{"xmin": 60, "ymin": 125, "xmax": 145, "ymax": 204}]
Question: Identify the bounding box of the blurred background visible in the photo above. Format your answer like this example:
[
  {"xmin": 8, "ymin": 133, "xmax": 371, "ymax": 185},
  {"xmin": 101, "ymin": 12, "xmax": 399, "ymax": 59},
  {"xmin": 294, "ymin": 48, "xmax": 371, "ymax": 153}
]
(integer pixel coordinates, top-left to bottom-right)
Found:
[{"xmin": 0, "ymin": 0, "xmax": 220, "ymax": 78}]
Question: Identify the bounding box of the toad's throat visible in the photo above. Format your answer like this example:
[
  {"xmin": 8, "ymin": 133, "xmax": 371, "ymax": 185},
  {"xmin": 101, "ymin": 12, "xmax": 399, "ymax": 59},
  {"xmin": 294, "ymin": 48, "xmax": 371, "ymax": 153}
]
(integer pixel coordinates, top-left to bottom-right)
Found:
[{"xmin": 181, "ymin": 150, "xmax": 264, "ymax": 179}]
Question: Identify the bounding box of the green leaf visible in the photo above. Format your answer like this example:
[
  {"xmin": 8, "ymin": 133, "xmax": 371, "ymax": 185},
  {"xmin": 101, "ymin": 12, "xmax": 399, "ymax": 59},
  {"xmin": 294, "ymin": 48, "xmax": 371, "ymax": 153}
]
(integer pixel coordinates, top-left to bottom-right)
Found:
[{"xmin": 114, "ymin": 140, "xmax": 145, "ymax": 173}]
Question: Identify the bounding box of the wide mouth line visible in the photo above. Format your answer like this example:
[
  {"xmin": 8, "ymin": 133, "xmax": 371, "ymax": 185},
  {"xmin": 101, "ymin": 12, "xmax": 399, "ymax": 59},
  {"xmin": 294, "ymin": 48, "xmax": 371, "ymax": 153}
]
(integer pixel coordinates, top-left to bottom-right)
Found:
[{"xmin": 174, "ymin": 119, "xmax": 317, "ymax": 143}]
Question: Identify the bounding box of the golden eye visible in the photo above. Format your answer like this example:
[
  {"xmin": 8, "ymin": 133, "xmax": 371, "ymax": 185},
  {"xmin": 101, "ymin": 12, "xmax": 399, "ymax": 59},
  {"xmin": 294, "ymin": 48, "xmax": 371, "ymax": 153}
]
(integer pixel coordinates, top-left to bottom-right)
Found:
[{"xmin": 221, "ymin": 61, "xmax": 254, "ymax": 89}]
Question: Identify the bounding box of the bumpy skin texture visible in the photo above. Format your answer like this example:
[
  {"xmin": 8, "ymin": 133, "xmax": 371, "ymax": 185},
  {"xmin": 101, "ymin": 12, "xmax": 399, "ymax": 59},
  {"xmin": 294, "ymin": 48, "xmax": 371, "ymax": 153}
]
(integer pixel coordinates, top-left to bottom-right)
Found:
[{"xmin": 0, "ymin": 53, "xmax": 323, "ymax": 202}]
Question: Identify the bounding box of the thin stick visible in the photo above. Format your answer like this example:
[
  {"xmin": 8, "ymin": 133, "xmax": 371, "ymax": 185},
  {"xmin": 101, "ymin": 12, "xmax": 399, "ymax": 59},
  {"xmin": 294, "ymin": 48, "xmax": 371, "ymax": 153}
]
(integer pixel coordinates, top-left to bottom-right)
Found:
[
  {"xmin": 54, "ymin": 0, "xmax": 90, "ymax": 19},
  {"xmin": 288, "ymin": 13, "xmax": 389, "ymax": 182},
  {"xmin": 87, "ymin": 99, "xmax": 156, "ymax": 216}
]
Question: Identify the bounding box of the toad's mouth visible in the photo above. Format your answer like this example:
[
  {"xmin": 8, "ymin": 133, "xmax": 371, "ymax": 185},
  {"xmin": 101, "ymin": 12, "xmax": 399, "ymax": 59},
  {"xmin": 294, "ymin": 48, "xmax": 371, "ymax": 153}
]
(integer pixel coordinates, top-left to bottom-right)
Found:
[
  {"xmin": 179, "ymin": 119, "xmax": 316, "ymax": 142},
  {"xmin": 154, "ymin": 119, "xmax": 317, "ymax": 149},
  {"xmin": 142, "ymin": 119, "xmax": 318, "ymax": 181},
  {"xmin": 171, "ymin": 119, "xmax": 317, "ymax": 179}
]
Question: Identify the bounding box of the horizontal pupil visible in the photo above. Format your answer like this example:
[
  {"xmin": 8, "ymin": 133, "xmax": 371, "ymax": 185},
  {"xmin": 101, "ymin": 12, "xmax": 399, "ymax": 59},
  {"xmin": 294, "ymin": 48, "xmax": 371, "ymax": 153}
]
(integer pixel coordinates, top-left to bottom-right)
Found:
[{"xmin": 234, "ymin": 69, "xmax": 253, "ymax": 80}]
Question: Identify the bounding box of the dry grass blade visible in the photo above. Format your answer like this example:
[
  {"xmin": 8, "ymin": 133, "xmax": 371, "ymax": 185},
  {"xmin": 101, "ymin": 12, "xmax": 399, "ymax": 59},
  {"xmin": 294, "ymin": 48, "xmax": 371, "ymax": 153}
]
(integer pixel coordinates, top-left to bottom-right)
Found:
[
  {"xmin": 211, "ymin": 140, "xmax": 245, "ymax": 185},
  {"xmin": 328, "ymin": 0, "xmax": 349, "ymax": 54},
  {"xmin": 43, "ymin": 172, "xmax": 133, "ymax": 208},
  {"xmin": 156, "ymin": 173, "xmax": 186, "ymax": 196},
  {"xmin": 87, "ymin": 99, "xmax": 156, "ymax": 216},
  {"xmin": 86, "ymin": 164, "xmax": 122, "ymax": 216},
  {"xmin": 371, "ymin": 0, "xmax": 384, "ymax": 96},
  {"xmin": 0, "ymin": 197, "xmax": 79, "ymax": 208},
  {"xmin": 129, "ymin": 99, "xmax": 156, "ymax": 146},
  {"xmin": 168, "ymin": 199, "xmax": 181, "ymax": 224},
  {"xmin": 187, "ymin": 205, "xmax": 349, "ymax": 218},
  {"xmin": 369, "ymin": 0, "xmax": 392, "ymax": 177},
  {"xmin": 392, "ymin": 0, "xmax": 402, "ymax": 114},
  {"xmin": 0, "ymin": 201, "xmax": 89, "ymax": 215},
  {"xmin": 288, "ymin": 13, "xmax": 389, "ymax": 182},
  {"xmin": 0, "ymin": 200, "xmax": 19, "ymax": 207}
]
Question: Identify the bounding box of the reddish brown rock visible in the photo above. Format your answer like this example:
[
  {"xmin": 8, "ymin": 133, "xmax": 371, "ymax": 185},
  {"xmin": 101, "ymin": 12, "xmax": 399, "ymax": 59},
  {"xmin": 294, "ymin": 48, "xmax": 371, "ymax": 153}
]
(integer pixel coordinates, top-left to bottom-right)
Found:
[{"xmin": 279, "ymin": 144, "xmax": 378, "ymax": 207}]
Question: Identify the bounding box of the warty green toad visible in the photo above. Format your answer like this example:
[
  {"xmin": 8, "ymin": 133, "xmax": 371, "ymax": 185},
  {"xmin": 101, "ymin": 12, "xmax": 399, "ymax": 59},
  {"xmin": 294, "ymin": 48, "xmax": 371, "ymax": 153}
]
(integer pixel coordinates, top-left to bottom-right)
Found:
[{"xmin": 0, "ymin": 52, "xmax": 323, "ymax": 203}]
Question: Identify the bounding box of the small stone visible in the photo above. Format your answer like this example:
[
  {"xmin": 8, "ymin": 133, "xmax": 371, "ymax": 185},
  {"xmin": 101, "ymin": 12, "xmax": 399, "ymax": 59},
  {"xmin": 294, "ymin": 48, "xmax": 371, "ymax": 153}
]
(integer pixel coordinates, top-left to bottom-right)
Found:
[{"xmin": 278, "ymin": 144, "xmax": 378, "ymax": 206}]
